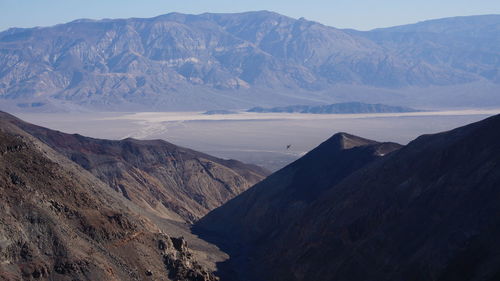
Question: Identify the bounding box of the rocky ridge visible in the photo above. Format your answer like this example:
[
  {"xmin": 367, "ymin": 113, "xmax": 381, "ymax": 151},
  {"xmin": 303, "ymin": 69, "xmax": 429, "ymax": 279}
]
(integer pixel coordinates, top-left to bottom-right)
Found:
[{"xmin": 0, "ymin": 111, "xmax": 268, "ymax": 223}]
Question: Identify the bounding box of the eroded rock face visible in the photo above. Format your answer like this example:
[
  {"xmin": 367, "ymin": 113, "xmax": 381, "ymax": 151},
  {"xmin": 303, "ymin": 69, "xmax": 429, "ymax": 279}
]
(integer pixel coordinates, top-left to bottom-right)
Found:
[
  {"xmin": 1, "ymin": 111, "xmax": 268, "ymax": 223},
  {"xmin": 159, "ymin": 236, "xmax": 219, "ymax": 281},
  {"xmin": 0, "ymin": 115, "xmax": 219, "ymax": 280}
]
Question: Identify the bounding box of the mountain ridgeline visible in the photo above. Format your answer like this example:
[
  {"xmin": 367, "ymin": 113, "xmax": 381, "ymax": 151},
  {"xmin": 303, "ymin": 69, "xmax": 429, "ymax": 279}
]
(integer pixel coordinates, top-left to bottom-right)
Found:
[
  {"xmin": 1, "ymin": 12, "xmax": 500, "ymax": 111},
  {"xmin": 247, "ymin": 102, "xmax": 418, "ymax": 114},
  {"xmin": 0, "ymin": 112, "xmax": 268, "ymax": 223},
  {"xmin": 196, "ymin": 113, "xmax": 500, "ymax": 281}
]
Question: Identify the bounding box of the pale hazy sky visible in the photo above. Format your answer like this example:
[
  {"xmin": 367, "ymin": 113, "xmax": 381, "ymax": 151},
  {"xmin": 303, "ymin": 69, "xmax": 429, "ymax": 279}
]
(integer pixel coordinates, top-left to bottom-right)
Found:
[{"xmin": 1, "ymin": 0, "xmax": 500, "ymax": 31}]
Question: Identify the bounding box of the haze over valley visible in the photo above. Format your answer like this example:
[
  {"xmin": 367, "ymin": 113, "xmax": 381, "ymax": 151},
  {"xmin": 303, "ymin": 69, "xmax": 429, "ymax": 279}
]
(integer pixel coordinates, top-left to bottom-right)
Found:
[{"xmin": 15, "ymin": 109, "xmax": 498, "ymax": 171}]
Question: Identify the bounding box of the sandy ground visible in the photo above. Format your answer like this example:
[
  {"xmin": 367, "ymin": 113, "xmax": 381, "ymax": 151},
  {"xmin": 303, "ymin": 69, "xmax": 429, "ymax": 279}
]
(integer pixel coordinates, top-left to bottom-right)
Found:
[{"xmin": 16, "ymin": 109, "xmax": 500, "ymax": 171}]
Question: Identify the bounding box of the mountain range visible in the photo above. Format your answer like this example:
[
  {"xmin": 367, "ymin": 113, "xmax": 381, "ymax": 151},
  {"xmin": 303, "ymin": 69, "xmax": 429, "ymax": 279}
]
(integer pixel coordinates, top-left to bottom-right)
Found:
[{"xmin": 1, "ymin": 11, "xmax": 500, "ymax": 111}]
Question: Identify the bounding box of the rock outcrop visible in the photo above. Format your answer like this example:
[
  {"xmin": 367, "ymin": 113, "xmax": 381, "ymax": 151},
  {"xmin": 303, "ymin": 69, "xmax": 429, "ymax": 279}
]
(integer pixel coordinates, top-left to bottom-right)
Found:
[{"xmin": 160, "ymin": 236, "xmax": 218, "ymax": 281}]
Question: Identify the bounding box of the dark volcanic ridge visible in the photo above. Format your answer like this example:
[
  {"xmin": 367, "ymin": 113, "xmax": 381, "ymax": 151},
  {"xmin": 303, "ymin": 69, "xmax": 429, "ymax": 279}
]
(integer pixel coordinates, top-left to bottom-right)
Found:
[{"xmin": 247, "ymin": 102, "xmax": 420, "ymax": 114}]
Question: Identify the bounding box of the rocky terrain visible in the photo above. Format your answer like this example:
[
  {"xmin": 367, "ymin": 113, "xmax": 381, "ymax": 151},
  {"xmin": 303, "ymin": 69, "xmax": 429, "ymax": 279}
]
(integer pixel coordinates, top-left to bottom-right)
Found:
[
  {"xmin": 196, "ymin": 113, "xmax": 500, "ymax": 281},
  {"xmin": 0, "ymin": 114, "xmax": 221, "ymax": 280},
  {"xmin": 3, "ymin": 107, "xmax": 500, "ymax": 281},
  {"xmin": 0, "ymin": 12, "xmax": 499, "ymax": 111},
  {"xmin": 196, "ymin": 132, "xmax": 402, "ymax": 280},
  {"xmin": 0, "ymin": 111, "xmax": 268, "ymax": 223},
  {"xmin": 247, "ymin": 102, "xmax": 418, "ymax": 114}
]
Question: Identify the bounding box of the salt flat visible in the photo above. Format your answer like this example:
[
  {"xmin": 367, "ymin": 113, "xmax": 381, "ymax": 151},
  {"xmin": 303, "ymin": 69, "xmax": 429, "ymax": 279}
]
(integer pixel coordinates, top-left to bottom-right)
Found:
[
  {"xmin": 103, "ymin": 109, "xmax": 500, "ymax": 122},
  {"xmin": 16, "ymin": 109, "xmax": 500, "ymax": 171}
]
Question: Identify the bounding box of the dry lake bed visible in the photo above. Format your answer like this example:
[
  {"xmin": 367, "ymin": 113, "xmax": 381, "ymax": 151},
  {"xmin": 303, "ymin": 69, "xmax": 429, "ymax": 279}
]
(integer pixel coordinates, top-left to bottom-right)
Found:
[{"xmin": 17, "ymin": 109, "xmax": 500, "ymax": 171}]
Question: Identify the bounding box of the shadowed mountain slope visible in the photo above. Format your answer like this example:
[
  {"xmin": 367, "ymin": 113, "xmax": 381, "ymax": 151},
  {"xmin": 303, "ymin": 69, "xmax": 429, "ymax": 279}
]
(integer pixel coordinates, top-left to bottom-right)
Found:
[
  {"xmin": 196, "ymin": 132, "xmax": 402, "ymax": 280},
  {"xmin": 0, "ymin": 115, "xmax": 219, "ymax": 280},
  {"xmin": 0, "ymin": 111, "xmax": 268, "ymax": 223},
  {"xmin": 195, "ymin": 113, "xmax": 500, "ymax": 281}
]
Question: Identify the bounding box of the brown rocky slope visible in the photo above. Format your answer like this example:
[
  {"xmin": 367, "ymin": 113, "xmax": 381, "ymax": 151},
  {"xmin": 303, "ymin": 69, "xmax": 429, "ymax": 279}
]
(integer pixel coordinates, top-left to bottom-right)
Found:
[
  {"xmin": 0, "ymin": 111, "xmax": 268, "ymax": 223},
  {"xmin": 0, "ymin": 115, "xmax": 219, "ymax": 280}
]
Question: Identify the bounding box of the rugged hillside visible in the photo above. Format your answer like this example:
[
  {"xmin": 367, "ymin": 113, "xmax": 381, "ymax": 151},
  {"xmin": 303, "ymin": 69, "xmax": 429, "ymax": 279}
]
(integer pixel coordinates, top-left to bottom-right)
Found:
[
  {"xmin": 196, "ymin": 132, "xmax": 402, "ymax": 280},
  {"xmin": 1, "ymin": 12, "xmax": 499, "ymax": 111},
  {"xmin": 196, "ymin": 114, "xmax": 500, "ymax": 281},
  {"xmin": 0, "ymin": 111, "xmax": 268, "ymax": 222},
  {"xmin": 0, "ymin": 116, "xmax": 218, "ymax": 280}
]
